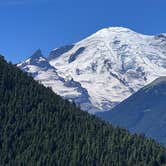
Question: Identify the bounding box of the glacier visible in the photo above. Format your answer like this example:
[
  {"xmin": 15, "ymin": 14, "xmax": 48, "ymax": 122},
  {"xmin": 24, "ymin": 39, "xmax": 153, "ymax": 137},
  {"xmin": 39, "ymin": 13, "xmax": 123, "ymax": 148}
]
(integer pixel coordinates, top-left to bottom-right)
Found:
[{"xmin": 18, "ymin": 27, "xmax": 166, "ymax": 113}]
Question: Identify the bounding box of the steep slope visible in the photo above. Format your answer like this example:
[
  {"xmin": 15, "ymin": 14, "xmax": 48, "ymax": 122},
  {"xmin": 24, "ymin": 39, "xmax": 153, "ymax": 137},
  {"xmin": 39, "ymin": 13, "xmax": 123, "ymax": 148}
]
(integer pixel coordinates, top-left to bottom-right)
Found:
[
  {"xmin": 18, "ymin": 27, "xmax": 166, "ymax": 113},
  {"xmin": 97, "ymin": 77, "xmax": 166, "ymax": 145},
  {"xmin": 1, "ymin": 56, "xmax": 166, "ymax": 165},
  {"xmin": 18, "ymin": 50, "xmax": 98, "ymax": 112}
]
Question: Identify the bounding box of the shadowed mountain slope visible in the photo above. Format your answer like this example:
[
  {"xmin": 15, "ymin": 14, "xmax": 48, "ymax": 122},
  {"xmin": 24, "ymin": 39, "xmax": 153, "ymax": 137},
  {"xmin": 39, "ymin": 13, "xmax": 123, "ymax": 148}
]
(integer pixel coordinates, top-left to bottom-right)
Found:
[{"xmin": 97, "ymin": 77, "xmax": 166, "ymax": 145}]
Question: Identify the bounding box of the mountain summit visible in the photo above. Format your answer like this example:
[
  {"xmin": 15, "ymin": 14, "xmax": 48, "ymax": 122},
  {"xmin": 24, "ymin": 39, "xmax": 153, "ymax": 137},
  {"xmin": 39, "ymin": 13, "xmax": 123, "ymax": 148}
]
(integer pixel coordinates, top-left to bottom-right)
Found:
[{"xmin": 18, "ymin": 27, "xmax": 166, "ymax": 113}]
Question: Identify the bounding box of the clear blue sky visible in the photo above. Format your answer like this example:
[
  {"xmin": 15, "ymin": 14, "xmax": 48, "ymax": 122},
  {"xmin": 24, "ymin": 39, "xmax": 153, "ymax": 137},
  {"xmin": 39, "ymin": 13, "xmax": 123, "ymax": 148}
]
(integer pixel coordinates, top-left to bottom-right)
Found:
[{"xmin": 0, "ymin": 0, "xmax": 165, "ymax": 63}]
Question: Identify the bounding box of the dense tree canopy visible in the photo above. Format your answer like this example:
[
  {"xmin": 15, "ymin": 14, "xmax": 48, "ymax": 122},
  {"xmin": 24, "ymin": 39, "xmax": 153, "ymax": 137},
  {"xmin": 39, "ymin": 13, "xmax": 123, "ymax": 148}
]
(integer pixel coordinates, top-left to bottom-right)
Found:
[{"xmin": 0, "ymin": 55, "xmax": 166, "ymax": 166}]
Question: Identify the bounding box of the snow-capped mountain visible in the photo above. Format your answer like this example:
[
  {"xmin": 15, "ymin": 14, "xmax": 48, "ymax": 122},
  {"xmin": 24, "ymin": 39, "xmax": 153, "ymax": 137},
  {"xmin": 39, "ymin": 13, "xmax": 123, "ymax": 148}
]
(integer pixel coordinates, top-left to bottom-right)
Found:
[
  {"xmin": 18, "ymin": 27, "xmax": 166, "ymax": 113},
  {"xmin": 18, "ymin": 49, "xmax": 98, "ymax": 112}
]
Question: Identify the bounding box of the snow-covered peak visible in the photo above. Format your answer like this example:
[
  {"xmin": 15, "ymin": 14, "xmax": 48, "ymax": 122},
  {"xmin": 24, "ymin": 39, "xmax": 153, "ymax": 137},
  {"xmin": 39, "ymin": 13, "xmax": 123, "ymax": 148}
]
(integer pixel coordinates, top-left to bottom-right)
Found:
[
  {"xmin": 18, "ymin": 49, "xmax": 52, "ymax": 71},
  {"xmin": 28, "ymin": 49, "xmax": 47, "ymax": 64},
  {"xmin": 18, "ymin": 50, "xmax": 99, "ymax": 113},
  {"xmin": 82, "ymin": 26, "xmax": 151, "ymax": 43},
  {"xmin": 18, "ymin": 26, "xmax": 166, "ymax": 113},
  {"xmin": 94, "ymin": 27, "xmax": 137, "ymax": 35},
  {"xmin": 48, "ymin": 27, "xmax": 166, "ymax": 113}
]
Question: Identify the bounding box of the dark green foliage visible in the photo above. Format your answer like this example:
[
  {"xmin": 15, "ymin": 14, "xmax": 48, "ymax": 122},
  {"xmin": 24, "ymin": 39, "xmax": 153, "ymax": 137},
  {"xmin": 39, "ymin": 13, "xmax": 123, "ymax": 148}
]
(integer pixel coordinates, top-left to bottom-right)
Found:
[{"xmin": 0, "ymin": 55, "xmax": 166, "ymax": 166}]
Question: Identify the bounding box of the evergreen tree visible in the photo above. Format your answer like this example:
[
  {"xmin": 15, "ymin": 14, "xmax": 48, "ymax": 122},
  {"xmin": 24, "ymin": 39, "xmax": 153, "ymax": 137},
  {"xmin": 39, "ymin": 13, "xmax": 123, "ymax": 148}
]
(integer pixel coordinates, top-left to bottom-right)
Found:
[{"xmin": 0, "ymin": 55, "xmax": 166, "ymax": 166}]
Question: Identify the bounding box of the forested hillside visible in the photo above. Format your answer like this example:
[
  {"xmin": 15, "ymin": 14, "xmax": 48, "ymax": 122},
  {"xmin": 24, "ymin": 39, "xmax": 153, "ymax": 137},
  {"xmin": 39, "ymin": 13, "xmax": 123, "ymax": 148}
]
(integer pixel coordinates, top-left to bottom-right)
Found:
[{"xmin": 0, "ymin": 55, "xmax": 166, "ymax": 166}]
